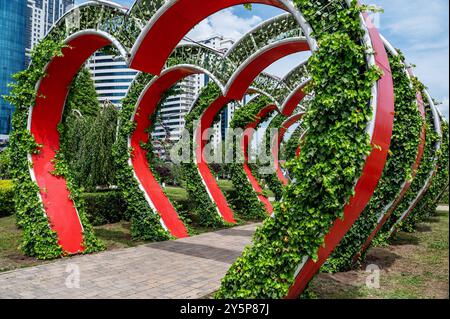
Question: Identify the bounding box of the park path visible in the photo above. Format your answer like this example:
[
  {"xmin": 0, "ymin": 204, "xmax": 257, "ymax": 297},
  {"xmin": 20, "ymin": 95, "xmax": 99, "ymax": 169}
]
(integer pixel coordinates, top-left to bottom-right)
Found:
[{"xmin": 0, "ymin": 223, "xmax": 259, "ymax": 299}]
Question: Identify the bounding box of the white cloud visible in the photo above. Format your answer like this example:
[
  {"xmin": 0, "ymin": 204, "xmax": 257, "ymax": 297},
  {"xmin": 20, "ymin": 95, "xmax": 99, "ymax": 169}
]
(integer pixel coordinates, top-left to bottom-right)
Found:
[
  {"xmin": 367, "ymin": 0, "xmax": 449, "ymax": 120},
  {"xmin": 187, "ymin": 8, "xmax": 263, "ymax": 42}
]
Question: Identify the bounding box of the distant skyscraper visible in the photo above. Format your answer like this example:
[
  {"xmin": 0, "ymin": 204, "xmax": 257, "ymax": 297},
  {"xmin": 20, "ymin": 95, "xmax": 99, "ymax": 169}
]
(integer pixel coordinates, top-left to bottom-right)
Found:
[
  {"xmin": 0, "ymin": 0, "xmax": 28, "ymax": 137},
  {"xmin": 86, "ymin": 52, "xmax": 138, "ymax": 107},
  {"xmin": 26, "ymin": 0, "xmax": 74, "ymax": 60}
]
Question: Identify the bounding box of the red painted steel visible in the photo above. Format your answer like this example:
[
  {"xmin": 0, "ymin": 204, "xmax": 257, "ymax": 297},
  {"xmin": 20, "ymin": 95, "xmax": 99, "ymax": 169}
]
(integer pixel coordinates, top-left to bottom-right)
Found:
[
  {"xmin": 295, "ymin": 145, "xmax": 301, "ymax": 157},
  {"xmin": 394, "ymin": 168, "xmax": 438, "ymax": 234},
  {"xmin": 30, "ymin": 34, "xmax": 112, "ymax": 254},
  {"xmin": 130, "ymin": 67, "xmax": 204, "ymax": 238},
  {"xmin": 271, "ymin": 113, "xmax": 304, "ymax": 185},
  {"xmin": 286, "ymin": 13, "xmax": 395, "ymax": 298},
  {"xmin": 281, "ymin": 90, "xmax": 307, "ymax": 116},
  {"xmin": 130, "ymin": 0, "xmax": 289, "ymax": 75},
  {"xmin": 242, "ymin": 105, "xmax": 278, "ymax": 214},
  {"xmin": 190, "ymin": 41, "xmax": 310, "ymax": 223},
  {"xmin": 355, "ymin": 88, "xmax": 426, "ymax": 259},
  {"xmin": 225, "ymin": 39, "xmax": 310, "ymax": 100},
  {"xmin": 195, "ymin": 96, "xmax": 236, "ymax": 223}
]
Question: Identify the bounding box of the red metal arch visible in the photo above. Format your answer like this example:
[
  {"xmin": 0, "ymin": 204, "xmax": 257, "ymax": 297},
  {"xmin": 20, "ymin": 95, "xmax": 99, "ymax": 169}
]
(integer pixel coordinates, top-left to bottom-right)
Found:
[
  {"xmin": 129, "ymin": 66, "xmax": 214, "ymax": 238},
  {"xmin": 355, "ymin": 88, "xmax": 426, "ymax": 259},
  {"xmin": 241, "ymin": 104, "xmax": 279, "ymax": 214},
  {"xmin": 129, "ymin": 0, "xmax": 293, "ymax": 75},
  {"xmin": 280, "ymin": 83, "xmax": 309, "ymax": 116},
  {"xmin": 225, "ymin": 38, "xmax": 310, "ymax": 100},
  {"xmin": 30, "ymin": 32, "xmax": 117, "ymax": 254},
  {"xmin": 271, "ymin": 113, "xmax": 305, "ymax": 185},
  {"xmin": 193, "ymin": 40, "xmax": 310, "ymax": 221},
  {"xmin": 286, "ymin": 13, "xmax": 395, "ymax": 298},
  {"xmin": 195, "ymin": 95, "xmax": 236, "ymax": 223}
]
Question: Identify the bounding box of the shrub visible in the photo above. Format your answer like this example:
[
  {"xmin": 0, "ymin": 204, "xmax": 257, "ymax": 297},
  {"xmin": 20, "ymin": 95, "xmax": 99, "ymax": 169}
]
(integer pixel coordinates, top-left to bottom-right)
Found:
[
  {"xmin": 81, "ymin": 191, "xmax": 127, "ymax": 226},
  {"xmin": 0, "ymin": 180, "xmax": 14, "ymax": 217},
  {"xmin": 0, "ymin": 149, "xmax": 11, "ymax": 180}
]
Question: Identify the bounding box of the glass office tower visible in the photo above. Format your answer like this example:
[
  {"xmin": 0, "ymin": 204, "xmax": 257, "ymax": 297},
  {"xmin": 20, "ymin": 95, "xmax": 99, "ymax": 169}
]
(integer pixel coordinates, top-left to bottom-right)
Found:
[{"xmin": 0, "ymin": 0, "xmax": 27, "ymax": 136}]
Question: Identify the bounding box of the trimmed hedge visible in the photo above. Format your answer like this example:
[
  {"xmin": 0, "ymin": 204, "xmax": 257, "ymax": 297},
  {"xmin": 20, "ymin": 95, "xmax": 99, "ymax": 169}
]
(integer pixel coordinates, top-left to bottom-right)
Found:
[
  {"xmin": 0, "ymin": 180, "xmax": 14, "ymax": 217},
  {"xmin": 82, "ymin": 191, "xmax": 127, "ymax": 226}
]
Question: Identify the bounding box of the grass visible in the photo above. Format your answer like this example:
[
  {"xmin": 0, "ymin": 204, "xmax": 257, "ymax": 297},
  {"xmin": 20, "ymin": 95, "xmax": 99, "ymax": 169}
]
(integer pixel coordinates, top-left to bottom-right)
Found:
[
  {"xmin": 309, "ymin": 208, "xmax": 449, "ymax": 299},
  {"xmin": 0, "ymin": 216, "xmax": 45, "ymax": 272},
  {"xmin": 1, "ymin": 196, "xmax": 448, "ymax": 300}
]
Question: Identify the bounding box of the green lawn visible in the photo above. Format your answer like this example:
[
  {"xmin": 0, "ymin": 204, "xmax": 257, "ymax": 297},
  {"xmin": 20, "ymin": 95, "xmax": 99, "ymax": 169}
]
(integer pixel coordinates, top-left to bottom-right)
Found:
[{"xmin": 310, "ymin": 208, "xmax": 449, "ymax": 299}]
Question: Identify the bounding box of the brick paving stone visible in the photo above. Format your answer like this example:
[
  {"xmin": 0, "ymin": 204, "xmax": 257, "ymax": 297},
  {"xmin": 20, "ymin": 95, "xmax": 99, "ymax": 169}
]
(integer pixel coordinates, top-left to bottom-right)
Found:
[{"xmin": 0, "ymin": 223, "xmax": 259, "ymax": 299}]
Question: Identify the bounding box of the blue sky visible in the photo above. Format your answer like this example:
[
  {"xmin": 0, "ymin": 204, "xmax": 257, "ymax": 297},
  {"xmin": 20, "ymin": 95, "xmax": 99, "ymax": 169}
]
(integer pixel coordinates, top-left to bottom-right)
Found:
[{"xmin": 75, "ymin": 0, "xmax": 449, "ymax": 118}]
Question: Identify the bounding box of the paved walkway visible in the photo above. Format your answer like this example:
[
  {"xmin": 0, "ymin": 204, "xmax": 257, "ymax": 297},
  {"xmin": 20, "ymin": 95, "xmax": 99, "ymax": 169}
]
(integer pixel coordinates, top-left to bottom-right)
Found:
[{"xmin": 0, "ymin": 223, "xmax": 259, "ymax": 299}]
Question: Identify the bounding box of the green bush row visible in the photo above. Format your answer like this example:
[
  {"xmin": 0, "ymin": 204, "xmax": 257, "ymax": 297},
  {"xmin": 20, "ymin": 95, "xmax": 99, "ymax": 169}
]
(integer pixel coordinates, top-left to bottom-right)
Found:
[
  {"xmin": 82, "ymin": 191, "xmax": 127, "ymax": 226},
  {"xmin": 0, "ymin": 180, "xmax": 14, "ymax": 217}
]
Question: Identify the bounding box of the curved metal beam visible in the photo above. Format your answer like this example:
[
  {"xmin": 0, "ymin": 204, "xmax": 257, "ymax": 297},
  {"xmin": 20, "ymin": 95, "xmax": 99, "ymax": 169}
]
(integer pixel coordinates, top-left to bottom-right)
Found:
[{"xmin": 28, "ymin": 30, "xmax": 124, "ymax": 254}]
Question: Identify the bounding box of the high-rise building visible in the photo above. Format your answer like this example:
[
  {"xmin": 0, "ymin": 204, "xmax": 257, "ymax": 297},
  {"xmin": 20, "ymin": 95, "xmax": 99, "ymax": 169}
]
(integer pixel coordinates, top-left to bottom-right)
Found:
[
  {"xmin": 85, "ymin": 35, "xmax": 234, "ymax": 158},
  {"xmin": 86, "ymin": 52, "xmax": 138, "ymax": 107},
  {"xmin": 0, "ymin": 0, "xmax": 28, "ymax": 137},
  {"xmin": 26, "ymin": 0, "xmax": 74, "ymax": 60},
  {"xmin": 195, "ymin": 36, "xmax": 235, "ymax": 149},
  {"xmin": 152, "ymin": 36, "xmax": 235, "ymax": 154},
  {"xmin": 0, "ymin": 0, "xmax": 74, "ymax": 138}
]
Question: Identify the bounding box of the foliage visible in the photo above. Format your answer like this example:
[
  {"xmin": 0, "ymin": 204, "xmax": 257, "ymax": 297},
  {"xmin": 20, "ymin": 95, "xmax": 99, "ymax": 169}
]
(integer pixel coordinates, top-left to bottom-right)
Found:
[
  {"xmin": 403, "ymin": 120, "xmax": 449, "ymax": 221},
  {"xmin": 376, "ymin": 97, "xmax": 439, "ymax": 238},
  {"xmin": 113, "ymin": 72, "xmax": 171, "ymax": 241},
  {"xmin": 82, "ymin": 191, "xmax": 127, "ymax": 226},
  {"xmin": 258, "ymin": 114, "xmax": 287, "ymax": 200},
  {"xmin": 0, "ymin": 149, "xmax": 11, "ymax": 180},
  {"xmin": 228, "ymin": 95, "xmax": 273, "ymax": 220},
  {"xmin": 217, "ymin": 0, "xmax": 380, "ymax": 298},
  {"xmin": 4, "ymin": 38, "xmax": 104, "ymax": 259},
  {"xmin": 64, "ymin": 67, "xmax": 100, "ymax": 117},
  {"xmin": 322, "ymin": 52, "xmax": 423, "ymax": 272},
  {"xmin": 179, "ymin": 83, "xmax": 227, "ymax": 227},
  {"xmin": 0, "ymin": 180, "xmax": 14, "ymax": 217},
  {"xmin": 59, "ymin": 71, "xmax": 118, "ymax": 191},
  {"xmin": 282, "ymin": 125, "xmax": 303, "ymax": 161}
]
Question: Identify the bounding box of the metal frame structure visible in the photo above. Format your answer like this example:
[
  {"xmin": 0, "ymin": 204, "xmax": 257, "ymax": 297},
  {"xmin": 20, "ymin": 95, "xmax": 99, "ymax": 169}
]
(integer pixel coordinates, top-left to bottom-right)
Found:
[{"xmin": 16, "ymin": 0, "xmax": 430, "ymax": 299}]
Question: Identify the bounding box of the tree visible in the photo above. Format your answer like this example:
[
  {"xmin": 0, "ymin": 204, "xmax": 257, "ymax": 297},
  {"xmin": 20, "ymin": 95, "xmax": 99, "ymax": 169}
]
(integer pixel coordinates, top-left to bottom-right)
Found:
[
  {"xmin": 64, "ymin": 67, "xmax": 100, "ymax": 118},
  {"xmin": 59, "ymin": 67, "xmax": 118, "ymax": 191}
]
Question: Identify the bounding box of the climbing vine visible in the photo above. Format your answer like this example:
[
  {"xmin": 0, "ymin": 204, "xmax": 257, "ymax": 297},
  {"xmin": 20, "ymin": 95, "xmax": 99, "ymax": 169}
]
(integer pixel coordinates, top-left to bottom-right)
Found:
[
  {"xmin": 178, "ymin": 83, "xmax": 228, "ymax": 227},
  {"xmin": 228, "ymin": 95, "xmax": 274, "ymax": 220},
  {"xmin": 411, "ymin": 120, "xmax": 448, "ymax": 220},
  {"xmin": 5, "ymin": 39, "xmax": 103, "ymax": 259},
  {"xmin": 217, "ymin": 0, "xmax": 381, "ymax": 298},
  {"xmin": 282, "ymin": 124, "xmax": 304, "ymax": 161},
  {"xmin": 321, "ymin": 51, "xmax": 423, "ymax": 272},
  {"xmin": 258, "ymin": 113, "xmax": 287, "ymax": 200},
  {"xmin": 374, "ymin": 94, "xmax": 440, "ymax": 241},
  {"xmin": 113, "ymin": 72, "xmax": 171, "ymax": 241}
]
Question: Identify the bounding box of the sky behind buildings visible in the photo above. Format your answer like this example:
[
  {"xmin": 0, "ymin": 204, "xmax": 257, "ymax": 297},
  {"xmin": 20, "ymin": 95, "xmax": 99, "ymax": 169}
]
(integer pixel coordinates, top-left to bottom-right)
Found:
[{"xmin": 75, "ymin": 0, "xmax": 449, "ymax": 119}]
